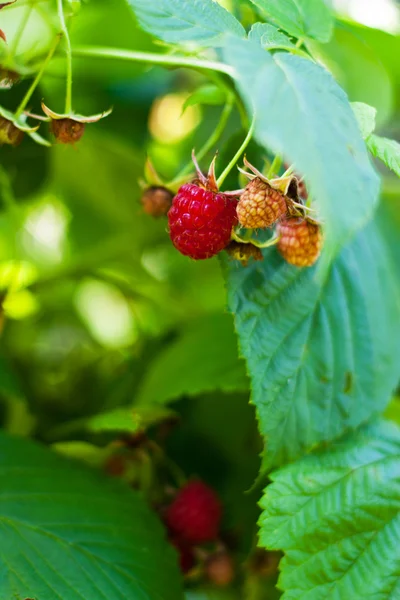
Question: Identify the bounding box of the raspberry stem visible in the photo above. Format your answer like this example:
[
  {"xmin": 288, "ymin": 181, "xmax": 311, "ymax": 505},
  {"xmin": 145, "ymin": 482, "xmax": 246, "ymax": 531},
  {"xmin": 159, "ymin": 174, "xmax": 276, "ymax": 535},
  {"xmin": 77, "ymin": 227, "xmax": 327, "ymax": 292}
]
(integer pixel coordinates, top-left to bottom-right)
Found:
[
  {"xmin": 72, "ymin": 46, "xmax": 235, "ymax": 78},
  {"xmin": 14, "ymin": 33, "xmax": 61, "ymax": 118},
  {"xmin": 168, "ymin": 95, "xmax": 234, "ymax": 189},
  {"xmin": 216, "ymin": 116, "xmax": 255, "ymax": 189},
  {"xmin": 57, "ymin": 0, "xmax": 73, "ymax": 114}
]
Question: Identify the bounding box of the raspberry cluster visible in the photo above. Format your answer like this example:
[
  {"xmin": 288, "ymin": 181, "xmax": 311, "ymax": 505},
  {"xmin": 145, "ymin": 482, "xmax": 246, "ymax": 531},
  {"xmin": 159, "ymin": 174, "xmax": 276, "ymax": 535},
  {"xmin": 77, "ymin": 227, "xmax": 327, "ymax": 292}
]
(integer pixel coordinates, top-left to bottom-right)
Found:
[
  {"xmin": 235, "ymin": 160, "xmax": 321, "ymax": 267},
  {"xmin": 144, "ymin": 154, "xmax": 322, "ymax": 268}
]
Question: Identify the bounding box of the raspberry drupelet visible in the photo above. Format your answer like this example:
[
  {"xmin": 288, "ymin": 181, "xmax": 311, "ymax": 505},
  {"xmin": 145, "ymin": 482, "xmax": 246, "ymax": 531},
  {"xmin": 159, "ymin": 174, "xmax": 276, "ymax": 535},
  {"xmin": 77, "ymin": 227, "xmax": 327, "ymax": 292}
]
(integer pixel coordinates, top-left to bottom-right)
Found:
[{"xmin": 168, "ymin": 154, "xmax": 238, "ymax": 260}]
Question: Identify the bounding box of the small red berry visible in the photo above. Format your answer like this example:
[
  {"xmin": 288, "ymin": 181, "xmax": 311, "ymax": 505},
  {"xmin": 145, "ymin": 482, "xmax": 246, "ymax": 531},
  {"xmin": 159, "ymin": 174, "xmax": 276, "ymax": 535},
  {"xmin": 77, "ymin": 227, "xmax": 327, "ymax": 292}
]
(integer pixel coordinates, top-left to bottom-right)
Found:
[
  {"xmin": 277, "ymin": 218, "xmax": 322, "ymax": 267},
  {"xmin": 168, "ymin": 183, "xmax": 237, "ymax": 260},
  {"xmin": 165, "ymin": 480, "xmax": 222, "ymax": 544},
  {"xmin": 168, "ymin": 153, "xmax": 238, "ymax": 260}
]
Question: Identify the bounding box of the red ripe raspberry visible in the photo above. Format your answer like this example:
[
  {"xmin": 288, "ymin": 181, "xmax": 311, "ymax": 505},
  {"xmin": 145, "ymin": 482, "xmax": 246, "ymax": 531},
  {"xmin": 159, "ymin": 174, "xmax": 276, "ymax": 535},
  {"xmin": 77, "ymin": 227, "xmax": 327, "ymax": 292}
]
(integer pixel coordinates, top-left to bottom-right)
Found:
[
  {"xmin": 165, "ymin": 480, "xmax": 222, "ymax": 544},
  {"xmin": 168, "ymin": 183, "xmax": 237, "ymax": 259},
  {"xmin": 277, "ymin": 218, "xmax": 322, "ymax": 267}
]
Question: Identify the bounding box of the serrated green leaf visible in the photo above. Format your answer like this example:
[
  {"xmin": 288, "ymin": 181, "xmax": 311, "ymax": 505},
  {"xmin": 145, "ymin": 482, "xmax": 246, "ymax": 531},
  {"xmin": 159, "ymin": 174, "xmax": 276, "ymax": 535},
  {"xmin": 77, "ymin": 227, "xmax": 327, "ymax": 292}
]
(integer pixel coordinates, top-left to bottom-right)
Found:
[
  {"xmin": 182, "ymin": 84, "xmax": 226, "ymax": 114},
  {"xmin": 137, "ymin": 314, "xmax": 249, "ymax": 406},
  {"xmin": 351, "ymin": 101, "xmax": 377, "ymax": 140},
  {"xmin": 222, "ymin": 223, "xmax": 400, "ymax": 471},
  {"xmin": 368, "ymin": 134, "xmax": 400, "ymax": 178},
  {"xmin": 249, "ymin": 0, "xmax": 334, "ymax": 42},
  {"xmin": 0, "ymin": 432, "xmax": 183, "ymax": 599},
  {"xmin": 259, "ymin": 419, "xmax": 400, "ymax": 600},
  {"xmin": 125, "ymin": 0, "xmax": 245, "ymax": 47},
  {"xmin": 223, "ymin": 38, "xmax": 380, "ymax": 261},
  {"xmin": 248, "ymin": 22, "xmax": 294, "ymax": 50}
]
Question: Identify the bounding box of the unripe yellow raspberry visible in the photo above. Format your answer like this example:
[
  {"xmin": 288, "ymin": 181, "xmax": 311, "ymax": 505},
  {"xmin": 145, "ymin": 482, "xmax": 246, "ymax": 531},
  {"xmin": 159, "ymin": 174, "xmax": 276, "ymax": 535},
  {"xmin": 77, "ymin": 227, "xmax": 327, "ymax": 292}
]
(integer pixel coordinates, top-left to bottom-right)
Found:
[
  {"xmin": 277, "ymin": 218, "xmax": 322, "ymax": 267},
  {"xmin": 236, "ymin": 178, "xmax": 287, "ymax": 229}
]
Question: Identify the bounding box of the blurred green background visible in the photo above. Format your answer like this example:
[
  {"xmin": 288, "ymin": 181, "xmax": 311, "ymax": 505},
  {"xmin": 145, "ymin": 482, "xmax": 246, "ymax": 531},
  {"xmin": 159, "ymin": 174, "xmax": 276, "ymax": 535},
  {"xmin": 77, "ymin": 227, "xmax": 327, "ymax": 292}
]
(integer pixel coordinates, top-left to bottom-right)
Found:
[{"xmin": 1, "ymin": 0, "xmax": 400, "ymax": 596}]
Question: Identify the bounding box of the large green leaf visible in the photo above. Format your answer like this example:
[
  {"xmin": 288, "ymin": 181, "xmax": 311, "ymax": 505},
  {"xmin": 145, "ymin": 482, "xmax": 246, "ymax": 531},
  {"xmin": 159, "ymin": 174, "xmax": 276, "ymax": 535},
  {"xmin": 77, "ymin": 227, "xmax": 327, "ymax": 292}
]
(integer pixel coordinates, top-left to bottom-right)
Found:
[
  {"xmin": 0, "ymin": 433, "xmax": 183, "ymax": 599},
  {"xmin": 310, "ymin": 24, "xmax": 394, "ymax": 128},
  {"xmin": 222, "ymin": 223, "xmax": 400, "ymax": 471},
  {"xmin": 125, "ymin": 0, "xmax": 245, "ymax": 46},
  {"xmin": 249, "ymin": 0, "xmax": 333, "ymax": 42},
  {"xmin": 248, "ymin": 22, "xmax": 295, "ymax": 50},
  {"xmin": 137, "ymin": 314, "xmax": 249, "ymax": 406},
  {"xmin": 223, "ymin": 38, "xmax": 380, "ymax": 261},
  {"xmin": 259, "ymin": 420, "xmax": 400, "ymax": 600},
  {"xmin": 367, "ymin": 135, "xmax": 400, "ymax": 179}
]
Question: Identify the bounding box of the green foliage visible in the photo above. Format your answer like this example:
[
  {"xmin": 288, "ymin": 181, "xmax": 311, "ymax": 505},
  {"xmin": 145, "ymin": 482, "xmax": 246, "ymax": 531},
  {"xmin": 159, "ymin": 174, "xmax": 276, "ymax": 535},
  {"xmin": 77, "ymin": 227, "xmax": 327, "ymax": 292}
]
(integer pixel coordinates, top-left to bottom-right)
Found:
[
  {"xmin": 259, "ymin": 419, "xmax": 400, "ymax": 600},
  {"xmin": 137, "ymin": 314, "xmax": 249, "ymax": 406},
  {"xmin": 0, "ymin": 432, "xmax": 183, "ymax": 599},
  {"xmin": 249, "ymin": 0, "xmax": 334, "ymax": 42},
  {"xmin": 368, "ymin": 135, "xmax": 400, "ymax": 179},
  {"xmin": 182, "ymin": 85, "xmax": 226, "ymax": 113},
  {"xmin": 351, "ymin": 101, "xmax": 377, "ymax": 139},
  {"xmin": 312, "ymin": 24, "xmax": 394, "ymax": 127},
  {"xmin": 248, "ymin": 22, "xmax": 295, "ymax": 49},
  {"xmin": 223, "ymin": 37, "xmax": 379, "ymax": 261},
  {"xmin": 1, "ymin": 0, "xmax": 400, "ymax": 597},
  {"xmin": 350, "ymin": 102, "xmax": 400, "ymax": 178},
  {"xmin": 125, "ymin": 0, "xmax": 246, "ymax": 46},
  {"xmin": 223, "ymin": 224, "xmax": 400, "ymax": 470}
]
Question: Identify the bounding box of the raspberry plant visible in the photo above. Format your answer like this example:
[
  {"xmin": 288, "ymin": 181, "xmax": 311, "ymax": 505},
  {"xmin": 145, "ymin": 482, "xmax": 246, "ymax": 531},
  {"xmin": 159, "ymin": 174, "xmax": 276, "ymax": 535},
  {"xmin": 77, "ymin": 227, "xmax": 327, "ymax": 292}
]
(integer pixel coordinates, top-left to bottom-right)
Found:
[{"xmin": 0, "ymin": 0, "xmax": 400, "ymax": 599}]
